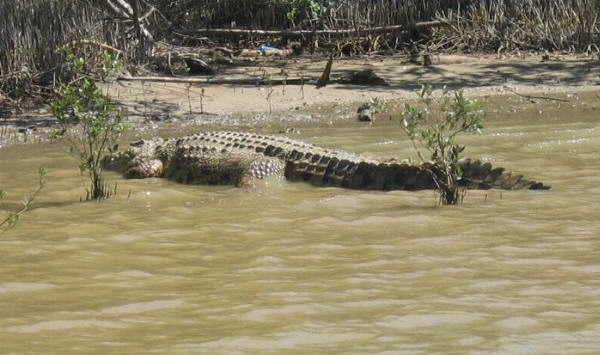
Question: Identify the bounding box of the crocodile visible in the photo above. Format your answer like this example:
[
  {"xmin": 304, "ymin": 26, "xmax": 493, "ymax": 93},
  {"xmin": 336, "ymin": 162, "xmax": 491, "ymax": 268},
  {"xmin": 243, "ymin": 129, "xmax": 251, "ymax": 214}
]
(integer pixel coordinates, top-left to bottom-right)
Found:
[{"xmin": 103, "ymin": 131, "xmax": 550, "ymax": 191}]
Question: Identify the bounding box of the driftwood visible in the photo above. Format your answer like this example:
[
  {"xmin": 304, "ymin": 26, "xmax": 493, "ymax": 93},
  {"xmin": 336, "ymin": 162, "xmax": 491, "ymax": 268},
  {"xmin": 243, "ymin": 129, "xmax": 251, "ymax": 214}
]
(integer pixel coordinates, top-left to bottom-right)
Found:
[
  {"xmin": 117, "ymin": 75, "xmax": 316, "ymax": 86},
  {"xmin": 153, "ymin": 42, "xmax": 235, "ymax": 58},
  {"xmin": 316, "ymin": 53, "xmax": 333, "ymax": 88},
  {"xmin": 184, "ymin": 58, "xmax": 216, "ymax": 75},
  {"xmin": 56, "ymin": 40, "xmax": 124, "ymax": 56},
  {"xmin": 179, "ymin": 20, "xmax": 448, "ymax": 39}
]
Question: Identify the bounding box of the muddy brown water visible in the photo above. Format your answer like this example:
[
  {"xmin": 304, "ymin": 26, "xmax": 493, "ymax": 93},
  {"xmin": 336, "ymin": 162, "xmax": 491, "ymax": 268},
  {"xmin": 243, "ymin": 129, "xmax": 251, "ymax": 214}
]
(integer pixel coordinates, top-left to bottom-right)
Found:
[{"xmin": 1, "ymin": 93, "xmax": 599, "ymax": 354}]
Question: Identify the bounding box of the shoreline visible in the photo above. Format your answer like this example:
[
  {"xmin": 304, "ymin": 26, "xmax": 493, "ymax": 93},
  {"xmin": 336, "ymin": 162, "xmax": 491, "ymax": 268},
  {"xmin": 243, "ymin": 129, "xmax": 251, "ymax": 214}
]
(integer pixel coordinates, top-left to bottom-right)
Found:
[{"xmin": 1, "ymin": 53, "xmax": 599, "ymax": 147}]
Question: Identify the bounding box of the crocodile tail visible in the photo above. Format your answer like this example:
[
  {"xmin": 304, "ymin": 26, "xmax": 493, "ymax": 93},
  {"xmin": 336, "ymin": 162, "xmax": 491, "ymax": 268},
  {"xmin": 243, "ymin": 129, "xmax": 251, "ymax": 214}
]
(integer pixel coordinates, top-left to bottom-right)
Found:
[
  {"xmin": 285, "ymin": 154, "xmax": 550, "ymax": 191},
  {"xmin": 459, "ymin": 159, "xmax": 550, "ymax": 190}
]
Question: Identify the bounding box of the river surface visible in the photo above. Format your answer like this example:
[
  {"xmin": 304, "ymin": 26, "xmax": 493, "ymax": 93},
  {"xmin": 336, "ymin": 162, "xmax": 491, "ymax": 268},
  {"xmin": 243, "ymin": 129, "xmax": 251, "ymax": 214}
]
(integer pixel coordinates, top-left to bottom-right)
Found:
[{"xmin": 1, "ymin": 93, "xmax": 600, "ymax": 354}]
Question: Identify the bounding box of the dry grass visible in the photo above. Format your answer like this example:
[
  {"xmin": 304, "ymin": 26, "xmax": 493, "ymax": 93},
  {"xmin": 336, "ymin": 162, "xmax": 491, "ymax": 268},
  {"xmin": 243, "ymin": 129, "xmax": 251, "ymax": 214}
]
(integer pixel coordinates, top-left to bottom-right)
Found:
[
  {"xmin": 0, "ymin": 0, "xmax": 103, "ymax": 103},
  {"xmin": 1, "ymin": 0, "xmax": 598, "ymax": 102},
  {"xmin": 436, "ymin": 0, "xmax": 600, "ymax": 52},
  {"xmin": 155, "ymin": 0, "xmax": 599, "ymax": 51}
]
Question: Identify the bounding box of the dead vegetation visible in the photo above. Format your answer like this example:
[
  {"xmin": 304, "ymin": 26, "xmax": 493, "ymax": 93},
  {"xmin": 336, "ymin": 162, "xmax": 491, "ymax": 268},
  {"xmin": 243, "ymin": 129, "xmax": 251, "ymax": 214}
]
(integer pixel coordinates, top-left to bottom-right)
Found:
[{"xmin": 1, "ymin": 0, "xmax": 599, "ymax": 108}]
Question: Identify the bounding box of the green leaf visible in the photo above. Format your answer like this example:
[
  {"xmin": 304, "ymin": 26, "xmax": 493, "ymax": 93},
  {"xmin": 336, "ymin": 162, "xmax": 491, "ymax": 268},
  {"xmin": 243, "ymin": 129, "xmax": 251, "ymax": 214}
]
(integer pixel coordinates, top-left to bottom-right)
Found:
[
  {"xmin": 397, "ymin": 84, "xmax": 484, "ymax": 205},
  {"xmin": 48, "ymin": 47, "xmax": 128, "ymax": 200}
]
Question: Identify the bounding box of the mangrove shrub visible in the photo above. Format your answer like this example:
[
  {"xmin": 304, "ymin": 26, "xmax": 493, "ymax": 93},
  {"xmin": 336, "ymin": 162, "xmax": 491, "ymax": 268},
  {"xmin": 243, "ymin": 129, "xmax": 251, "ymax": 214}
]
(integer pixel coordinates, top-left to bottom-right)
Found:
[
  {"xmin": 49, "ymin": 49, "xmax": 127, "ymax": 200},
  {"xmin": 0, "ymin": 168, "xmax": 47, "ymax": 231},
  {"xmin": 400, "ymin": 85, "xmax": 483, "ymax": 205}
]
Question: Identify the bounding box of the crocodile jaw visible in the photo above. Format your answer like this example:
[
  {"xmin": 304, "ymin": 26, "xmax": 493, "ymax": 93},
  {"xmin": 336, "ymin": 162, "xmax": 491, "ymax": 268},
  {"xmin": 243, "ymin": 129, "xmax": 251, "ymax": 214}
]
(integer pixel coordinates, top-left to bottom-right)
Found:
[{"xmin": 124, "ymin": 159, "xmax": 164, "ymax": 179}]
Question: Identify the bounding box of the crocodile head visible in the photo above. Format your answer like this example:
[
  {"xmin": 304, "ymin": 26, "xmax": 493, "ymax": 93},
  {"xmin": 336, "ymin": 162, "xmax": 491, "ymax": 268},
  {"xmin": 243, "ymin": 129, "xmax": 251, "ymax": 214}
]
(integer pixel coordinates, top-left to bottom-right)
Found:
[{"xmin": 103, "ymin": 136, "xmax": 285, "ymax": 186}]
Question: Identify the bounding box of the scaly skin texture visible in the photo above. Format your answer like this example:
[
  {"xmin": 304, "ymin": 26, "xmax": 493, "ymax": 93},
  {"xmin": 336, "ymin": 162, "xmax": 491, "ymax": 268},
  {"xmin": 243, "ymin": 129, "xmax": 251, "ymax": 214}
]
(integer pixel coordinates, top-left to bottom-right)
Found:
[{"xmin": 103, "ymin": 131, "xmax": 550, "ymax": 191}]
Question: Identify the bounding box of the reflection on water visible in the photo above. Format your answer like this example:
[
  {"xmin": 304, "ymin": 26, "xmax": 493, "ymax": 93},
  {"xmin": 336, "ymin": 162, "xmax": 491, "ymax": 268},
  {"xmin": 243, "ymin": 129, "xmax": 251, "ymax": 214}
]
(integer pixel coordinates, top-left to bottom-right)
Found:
[{"xmin": 1, "ymin": 94, "xmax": 600, "ymax": 354}]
